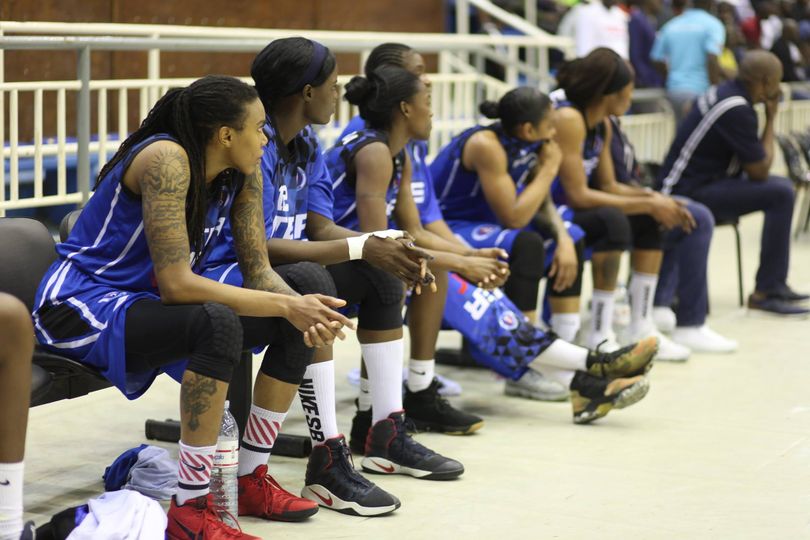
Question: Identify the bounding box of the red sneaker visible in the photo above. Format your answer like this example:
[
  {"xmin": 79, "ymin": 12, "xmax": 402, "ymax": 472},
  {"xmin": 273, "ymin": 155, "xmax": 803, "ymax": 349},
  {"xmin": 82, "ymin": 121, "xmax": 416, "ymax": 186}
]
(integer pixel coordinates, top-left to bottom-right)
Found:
[
  {"xmin": 238, "ymin": 464, "xmax": 319, "ymax": 521},
  {"xmin": 166, "ymin": 494, "xmax": 261, "ymax": 540}
]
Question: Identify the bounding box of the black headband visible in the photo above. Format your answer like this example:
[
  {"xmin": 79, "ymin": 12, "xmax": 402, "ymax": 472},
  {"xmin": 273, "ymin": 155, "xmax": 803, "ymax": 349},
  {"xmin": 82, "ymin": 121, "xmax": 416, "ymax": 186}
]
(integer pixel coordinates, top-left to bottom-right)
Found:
[
  {"xmin": 291, "ymin": 40, "xmax": 328, "ymax": 93},
  {"xmin": 604, "ymin": 59, "xmax": 633, "ymax": 95}
]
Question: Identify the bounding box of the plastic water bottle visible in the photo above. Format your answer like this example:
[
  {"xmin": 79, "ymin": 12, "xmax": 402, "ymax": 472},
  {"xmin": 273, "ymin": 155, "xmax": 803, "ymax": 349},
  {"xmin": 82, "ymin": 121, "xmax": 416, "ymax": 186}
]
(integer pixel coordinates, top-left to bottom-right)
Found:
[{"xmin": 210, "ymin": 400, "xmax": 240, "ymax": 528}]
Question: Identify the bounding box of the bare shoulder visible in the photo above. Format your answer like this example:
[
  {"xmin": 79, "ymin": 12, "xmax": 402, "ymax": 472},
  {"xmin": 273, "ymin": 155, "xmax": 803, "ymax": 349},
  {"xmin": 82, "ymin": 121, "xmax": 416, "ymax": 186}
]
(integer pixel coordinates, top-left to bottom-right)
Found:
[
  {"xmin": 465, "ymin": 129, "xmax": 506, "ymax": 167},
  {"xmin": 124, "ymin": 139, "xmax": 190, "ymax": 196},
  {"xmin": 354, "ymin": 142, "xmax": 394, "ymax": 176}
]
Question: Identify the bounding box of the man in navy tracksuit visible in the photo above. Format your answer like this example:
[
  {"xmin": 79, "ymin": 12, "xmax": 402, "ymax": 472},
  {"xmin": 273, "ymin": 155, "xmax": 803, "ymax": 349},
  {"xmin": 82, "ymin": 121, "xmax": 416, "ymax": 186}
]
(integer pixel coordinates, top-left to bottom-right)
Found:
[{"xmin": 658, "ymin": 51, "xmax": 808, "ymax": 316}]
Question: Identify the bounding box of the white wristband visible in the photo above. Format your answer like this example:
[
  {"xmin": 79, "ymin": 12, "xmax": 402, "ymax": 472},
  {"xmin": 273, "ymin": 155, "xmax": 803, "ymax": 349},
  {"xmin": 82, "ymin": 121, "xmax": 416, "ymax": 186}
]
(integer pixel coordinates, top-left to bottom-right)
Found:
[
  {"xmin": 370, "ymin": 229, "xmax": 406, "ymax": 240},
  {"xmin": 346, "ymin": 234, "xmax": 370, "ymax": 260}
]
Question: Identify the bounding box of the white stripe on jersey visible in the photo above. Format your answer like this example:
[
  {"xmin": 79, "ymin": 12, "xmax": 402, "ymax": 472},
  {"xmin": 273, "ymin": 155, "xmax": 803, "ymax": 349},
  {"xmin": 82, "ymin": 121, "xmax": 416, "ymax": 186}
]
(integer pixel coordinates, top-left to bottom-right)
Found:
[
  {"xmin": 39, "ymin": 260, "xmax": 68, "ymax": 309},
  {"xmin": 65, "ymin": 182, "xmax": 123, "ymax": 261},
  {"xmin": 661, "ymin": 96, "xmax": 748, "ymax": 195},
  {"xmin": 45, "ymin": 334, "xmax": 100, "ymax": 350},
  {"xmin": 66, "ymin": 297, "xmax": 108, "ymax": 332},
  {"xmin": 218, "ymin": 262, "xmax": 239, "ymax": 284},
  {"xmin": 50, "ymin": 262, "xmax": 73, "ymax": 303},
  {"xmin": 331, "ymin": 172, "xmax": 347, "ymax": 191},
  {"xmin": 336, "ymin": 202, "xmax": 357, "ymax": 225},
  {"xmin": 439, "ymin": 158, "xmax": 461, "ymax": 200},
  {"xmin": 95, "ymin": 222, "xmax": 144, "ymax": 276}
]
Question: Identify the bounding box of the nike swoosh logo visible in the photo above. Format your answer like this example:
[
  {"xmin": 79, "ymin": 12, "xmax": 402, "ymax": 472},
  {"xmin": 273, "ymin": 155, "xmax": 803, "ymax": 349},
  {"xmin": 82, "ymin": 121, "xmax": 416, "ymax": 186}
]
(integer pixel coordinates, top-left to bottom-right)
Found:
[
  {"xmin": 371, "ymin": 460, "xmax": 395, "ymax": 473},
  {"xmin": 0, "ymin": 480, "xmax": 9, "ymax": 486},
  {"xmin": 312, "ymin": 489, "xmax": 333, "ymax": 506},
  {"xmin": 173, "ymin": 517, "xmax": 203, "ymax": 540},
  {"xmin": 409, "ymin": 369, "xmax": 427, "ymax": 375},
  {"xmin": 182, "ymin": 460, "xmax": 206, "ymax": 473}
]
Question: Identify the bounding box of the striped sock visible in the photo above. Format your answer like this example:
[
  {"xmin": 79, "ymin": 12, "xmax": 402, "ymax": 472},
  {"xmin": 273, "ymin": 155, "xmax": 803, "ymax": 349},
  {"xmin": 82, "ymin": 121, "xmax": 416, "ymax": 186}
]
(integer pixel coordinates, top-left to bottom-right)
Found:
[
  {"xmin": 176, "ymin": 442, "xmax": 215, "ymax": 505},
  {"xmin": 238, "ymin": 405, "xmax": 287, "ymax": 477}
]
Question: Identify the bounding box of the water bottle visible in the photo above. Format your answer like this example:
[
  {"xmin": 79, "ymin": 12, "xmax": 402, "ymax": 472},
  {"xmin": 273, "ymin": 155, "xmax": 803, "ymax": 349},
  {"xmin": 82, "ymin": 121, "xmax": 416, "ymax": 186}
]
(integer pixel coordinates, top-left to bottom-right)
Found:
[{"xmin": 210, "ymin": 400, "xmax": 240, "ymax": 528}]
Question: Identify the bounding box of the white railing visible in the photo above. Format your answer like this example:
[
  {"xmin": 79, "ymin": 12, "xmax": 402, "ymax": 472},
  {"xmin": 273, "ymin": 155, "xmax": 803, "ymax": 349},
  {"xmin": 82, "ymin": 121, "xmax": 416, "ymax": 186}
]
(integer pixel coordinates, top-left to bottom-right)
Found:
[{"xmin": 0, "ymin": 70, "xmax": 510, "ymax": 215}]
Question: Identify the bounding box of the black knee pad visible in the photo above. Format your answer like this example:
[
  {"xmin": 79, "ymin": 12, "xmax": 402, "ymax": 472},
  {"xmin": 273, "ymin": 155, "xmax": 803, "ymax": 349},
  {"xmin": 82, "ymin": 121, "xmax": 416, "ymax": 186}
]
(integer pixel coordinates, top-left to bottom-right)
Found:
[
  {"xmin": 185, "ymin": 302, "xmax": 243, "ymax": 383},
  {"xmin": 592, "ymin": 207, "xmax": 632, "ymax": 252},
  {"xmin": 277, "ymin": 262, "xmax": 337, "ymax": 297},
  {"xmin": 258, "ymin": 318, "xmax": 315, "ymax": 384},
  {"xmin": 548, "ymin": 238, "xmax": 585, "ymax": 298},
  {"xmin": 356, "ymin": 262, "xmax": 405, "ymax": 331},
  {"xmin": 504, "ymin": 231, "xmax": 546, "ymax": 310},
  {"xmin": 629, "ymin": 214, "xmax": 664, "ymax": 250}
]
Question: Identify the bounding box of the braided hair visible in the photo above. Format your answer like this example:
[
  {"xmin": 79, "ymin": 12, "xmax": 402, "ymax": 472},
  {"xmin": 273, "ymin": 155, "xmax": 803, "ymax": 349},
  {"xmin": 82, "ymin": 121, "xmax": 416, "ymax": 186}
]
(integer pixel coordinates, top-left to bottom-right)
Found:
[{"xmin": 96, "ymin": 75, "xmax": 258, "ymax": 257}]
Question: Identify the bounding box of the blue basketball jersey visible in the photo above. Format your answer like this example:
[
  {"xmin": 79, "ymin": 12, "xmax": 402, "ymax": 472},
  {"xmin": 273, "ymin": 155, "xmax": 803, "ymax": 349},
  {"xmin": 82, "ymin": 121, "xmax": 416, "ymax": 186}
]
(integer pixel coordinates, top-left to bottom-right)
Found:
[
  {"xmin": 326, "ymin": 129, "xmax": 404, "ymax": 231},
  {"xmin": 205, "ymin": 120, "xmax": 333, "ymax": 271},
  {"xmin": 32, "ymin": 134, "xmax": 242, "ymax": 398},
  {"xmin": 549, "ymin": 89, "xmax": 606, "ymax": 206},
  {"xmin": 430, "ymin": 122, "xmax": 543, "ymax": 224},
  {"xmin": 340, "ymin": 116, "xmax": 441, "ymax": 226}
]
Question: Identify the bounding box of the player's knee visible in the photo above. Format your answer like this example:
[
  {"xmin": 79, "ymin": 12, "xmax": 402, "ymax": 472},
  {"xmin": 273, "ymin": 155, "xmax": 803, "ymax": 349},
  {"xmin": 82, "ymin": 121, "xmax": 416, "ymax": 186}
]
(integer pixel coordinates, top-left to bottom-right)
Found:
[
  {"xmin": 280, "ymin": 262, "xmax": 338, "ymax": 297},
  {"xmin": 186, "ymin": 302, "xmax": 243, "ymax": 383},
  {"xmin": 259, "ymin": 342, "xmax": 313, "ymax": 385},
  {"xmin": 595, "ymin": 206, "xmax": 631, "ymax": 251},
  {"xmin": 510, "ymin": 231, "xmax": 546, "ymax": 280},
  {"xmin": 767, "ymin": 176, "xmax": 796, "ymax": 208},
  {"xmin": 0, "ymin": 293, "xmax": 32, "ymax": 335}
]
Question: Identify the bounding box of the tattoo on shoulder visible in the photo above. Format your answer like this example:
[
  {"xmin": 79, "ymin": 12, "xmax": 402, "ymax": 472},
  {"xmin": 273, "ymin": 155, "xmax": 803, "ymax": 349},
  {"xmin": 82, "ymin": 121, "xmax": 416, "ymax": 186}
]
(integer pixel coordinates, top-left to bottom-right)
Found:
[{"xmin": 140, "ymin": 146, "xmax": 192, "ymax": 272}]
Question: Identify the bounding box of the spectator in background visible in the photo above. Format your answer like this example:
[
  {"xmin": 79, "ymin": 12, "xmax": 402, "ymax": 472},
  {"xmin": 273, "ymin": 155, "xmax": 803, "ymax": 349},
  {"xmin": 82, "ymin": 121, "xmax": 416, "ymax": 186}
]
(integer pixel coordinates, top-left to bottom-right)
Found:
[
  {"xmin": 718, "ymin": 1, "xmax": 746, "ymax": 76},
  {"xmin": 651, "ymin": 0, "xmax": 726, "ymax": 121},
  {"xmin": 571, "ymin": 0, "xmax": 631, "ymax": 58},
  {"xmin": 772, "ymin": 18, "xmax": 808, "ymax": 81},
  {"xmin": 629, "ymin": 0, "xmax": 666, "ymax": 87},
  {"xmin": 658, "ymin": 51, "xmax": 810, "ymax": 317},
  {"xmin": 741, "ymin": 0, "xmax": 783, "ymax": 48}
]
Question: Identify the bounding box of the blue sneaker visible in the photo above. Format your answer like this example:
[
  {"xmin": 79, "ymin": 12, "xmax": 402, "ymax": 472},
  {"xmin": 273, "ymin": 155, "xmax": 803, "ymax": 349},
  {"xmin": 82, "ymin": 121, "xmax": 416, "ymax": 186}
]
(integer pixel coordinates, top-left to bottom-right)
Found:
[{"xmin": 748, "ymin": 294, "xmax": 810, "ymax": 317}]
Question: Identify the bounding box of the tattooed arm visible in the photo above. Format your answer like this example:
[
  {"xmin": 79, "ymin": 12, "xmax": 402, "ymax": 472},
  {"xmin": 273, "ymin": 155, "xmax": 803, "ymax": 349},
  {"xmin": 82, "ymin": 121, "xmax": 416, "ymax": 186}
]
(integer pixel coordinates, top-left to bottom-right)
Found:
[
  {"xmin": 124, "ymin": 140, "xmax": 354, "ymax": 340},
  {"xmin": 230, "ymin": 169, "xmax": 297, "ymax": 296}
]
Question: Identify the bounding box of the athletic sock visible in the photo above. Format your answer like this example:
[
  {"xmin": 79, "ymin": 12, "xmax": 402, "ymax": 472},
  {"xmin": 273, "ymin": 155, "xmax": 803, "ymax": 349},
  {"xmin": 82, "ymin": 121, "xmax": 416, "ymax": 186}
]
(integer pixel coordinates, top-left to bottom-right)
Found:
[
  {"xmin": 407, "ymin": 359, "xmax": 435, "ymax": 392},
  {"xmin": 360, "ymin": 339, "xmax": 404, "ymax": 423},
  {"xmin": 532, "ymin": 339, "xmax": 589, "ymax": 371},
  {"xmin": 531, "ymin": 364, "xmax": 576, "ymax": 389},
  {"xmin": 176, "ymin": 443, "xmax": 215, "ymax": 505},
  {"xmin": 358, "ymin": 376, "xmax": 372, "ymax": 412},
  {"xmin": 588, "ymin": 289, "xmax": 616, "ymax": 349},
  {"xmin": 0, "ymin": 461, "xmax": 23, "ymax": 540},
  {"xmin": 238, "ymin": 405, "xmax": 287, "ymax": 477},
  {"xmin": 628, "ymin": 271, "xmax": 658, "ymax": 336},
  {"xmin": 298, "ymin": 360, "xmax": 339, "ymax": 447},
  {"xmin": 550, "ymin": 312, "xmax": 581, "ymax": 342}
]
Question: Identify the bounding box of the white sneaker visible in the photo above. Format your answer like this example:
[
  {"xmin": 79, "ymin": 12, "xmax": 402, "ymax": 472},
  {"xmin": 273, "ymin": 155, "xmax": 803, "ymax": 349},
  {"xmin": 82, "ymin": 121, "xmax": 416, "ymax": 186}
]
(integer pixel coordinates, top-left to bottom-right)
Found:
[
  {"xmin": 670, "ymin": 325, "xmax": 738, "ymax": 353},
  {"xmin": 504, "ymin": 369, "xmax": 569, "ymax": 401},
  {"xmin": 624, "ymin": 327, "xmax": 690, "ymax": 362},
  {"xmin": 653, "ymin": 307, "xmax": 677, "ymax": 334}
]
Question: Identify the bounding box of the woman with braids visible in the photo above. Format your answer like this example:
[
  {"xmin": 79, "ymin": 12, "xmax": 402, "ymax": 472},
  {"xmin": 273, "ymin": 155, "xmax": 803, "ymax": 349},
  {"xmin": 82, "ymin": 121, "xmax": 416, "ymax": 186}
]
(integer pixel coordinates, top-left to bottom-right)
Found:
[
  {"xmin": 332, "ymin": 65, "xmax": 655, "ymax": 426},
  {"xmin": 203, "ymin": 37, "xmax": 433, "ymax": 516},
  {"xmin": 551, "ymin": 47, "xmax": 693, "ymax": 361},
  {"xmin": 31, "ymin": 75, "xmax": 353, "ymax": 539}
]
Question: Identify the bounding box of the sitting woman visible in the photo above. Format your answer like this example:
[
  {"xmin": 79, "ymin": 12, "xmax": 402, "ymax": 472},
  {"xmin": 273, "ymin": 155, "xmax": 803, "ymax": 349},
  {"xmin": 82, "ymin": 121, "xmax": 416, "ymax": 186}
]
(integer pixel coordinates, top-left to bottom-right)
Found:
[
  {"xmin": 329, "ymin": 65, "xmax": 656, "ymax": 425},
  {"xmin": 551, "ymin": 47, "xmax": 694, "ymax": 361},
  {"xmin": 31, "ymin": 75, "xmax": 352, "ymax": 539}
]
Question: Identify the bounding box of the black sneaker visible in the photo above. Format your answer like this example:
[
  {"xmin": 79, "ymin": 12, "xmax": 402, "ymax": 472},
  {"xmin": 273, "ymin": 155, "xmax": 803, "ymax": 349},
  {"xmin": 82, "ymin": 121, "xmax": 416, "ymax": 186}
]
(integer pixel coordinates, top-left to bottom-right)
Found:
[
  {"xmin": 748, "ymin": 294, "xmax": 810, "ymax": 317},
  {"xmin": 20, "ymin": 522, "xmax": 35, "ymax": 540},
  {"xmin": 349, "ymin": 403, "xmax": 372, "ymax": 454},
  {"xmin": 762, "ymin": 285, "xmax": 810, "ymax": 303},
  {"xmin": 301, "ymin": 435, "xmax": 401, "ymax": 517},
  {"xmin": 404, "ymin": 378, "xmax": 484, "ymax": 435},
  {"xmin": 570, "ymin": 372, "xmax": 650, "ymax": 425},
  {"xmin": 361, "ymin": 411, "xmax": 465, "ymax": 480},
  {"xmin": 587, "ymin": 336, "xmax": 657, "ymax": 380}
]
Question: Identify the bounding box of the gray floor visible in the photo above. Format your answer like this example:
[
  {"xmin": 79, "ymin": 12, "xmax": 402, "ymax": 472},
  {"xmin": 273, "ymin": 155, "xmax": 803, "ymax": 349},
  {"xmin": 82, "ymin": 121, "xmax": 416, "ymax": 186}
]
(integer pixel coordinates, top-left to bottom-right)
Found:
[{"xmin": 24, "ymin": 211, "xmax": 810, "ymax": 539}]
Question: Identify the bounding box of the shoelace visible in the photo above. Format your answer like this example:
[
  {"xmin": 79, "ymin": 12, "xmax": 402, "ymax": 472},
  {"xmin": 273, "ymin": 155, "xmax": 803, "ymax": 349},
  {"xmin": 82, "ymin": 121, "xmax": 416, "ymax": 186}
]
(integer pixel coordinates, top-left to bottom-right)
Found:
[
  {"xmin": 392, "ymin": 417, "xmax": 431, "ymax": 460},
  {"xmin": 335, "ymin": 442, "xmax": 374, "ymax": 490},
  {"xmin": 205, "ymin": 500, "xmax": 245, "ymax": 538}
]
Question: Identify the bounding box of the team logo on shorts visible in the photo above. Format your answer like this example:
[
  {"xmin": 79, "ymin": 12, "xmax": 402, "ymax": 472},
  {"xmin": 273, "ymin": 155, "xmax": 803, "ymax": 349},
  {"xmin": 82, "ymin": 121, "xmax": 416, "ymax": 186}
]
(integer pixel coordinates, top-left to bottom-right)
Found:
[
  {"xmin": 498, "ymin": 310, "xmax": 520, "ymax": 331},
  {"xmin": 472, "ymin": 225, "xmax": 498, "ymax": 241}
]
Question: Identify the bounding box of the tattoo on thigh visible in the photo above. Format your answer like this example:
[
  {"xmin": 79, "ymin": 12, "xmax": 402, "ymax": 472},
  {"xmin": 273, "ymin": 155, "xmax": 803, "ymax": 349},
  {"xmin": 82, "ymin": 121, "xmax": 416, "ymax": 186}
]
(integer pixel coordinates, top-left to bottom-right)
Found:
[{"xmin": 180, "ymin": 373, "xmax": 218, "ymax": 432}]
